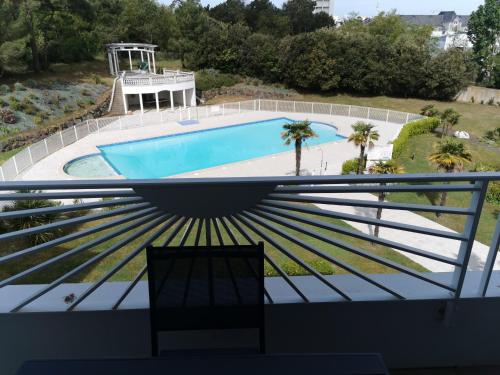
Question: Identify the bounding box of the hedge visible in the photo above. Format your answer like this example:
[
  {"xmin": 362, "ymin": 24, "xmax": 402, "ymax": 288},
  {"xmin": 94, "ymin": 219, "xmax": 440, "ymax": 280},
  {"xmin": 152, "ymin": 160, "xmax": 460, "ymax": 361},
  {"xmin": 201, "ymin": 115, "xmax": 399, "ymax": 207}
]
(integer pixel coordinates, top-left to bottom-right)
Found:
[
  {"xmin": 341, "ymin": 158, "xmax": 360, "ymax": 175},
  {"xmin": 392, "ymin": 117, "xmax": 440, "ymax": 159}
]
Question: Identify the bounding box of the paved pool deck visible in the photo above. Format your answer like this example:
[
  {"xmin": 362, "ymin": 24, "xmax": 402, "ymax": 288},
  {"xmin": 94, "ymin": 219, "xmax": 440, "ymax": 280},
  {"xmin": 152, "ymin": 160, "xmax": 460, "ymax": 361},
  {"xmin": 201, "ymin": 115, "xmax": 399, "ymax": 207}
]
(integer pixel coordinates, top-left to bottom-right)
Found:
[{"xmin": 16, "ymin": 110, "xmax": 499, "ymax": 274}]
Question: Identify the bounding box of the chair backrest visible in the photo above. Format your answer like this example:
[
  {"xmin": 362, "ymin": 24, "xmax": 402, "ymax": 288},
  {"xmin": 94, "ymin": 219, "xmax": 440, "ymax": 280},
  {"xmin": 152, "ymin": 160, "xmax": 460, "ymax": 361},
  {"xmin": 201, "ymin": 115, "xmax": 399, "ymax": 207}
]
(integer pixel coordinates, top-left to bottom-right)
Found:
[{"xmin": 147, "ymin": 243, "xmax": 265, "ymax": 355}]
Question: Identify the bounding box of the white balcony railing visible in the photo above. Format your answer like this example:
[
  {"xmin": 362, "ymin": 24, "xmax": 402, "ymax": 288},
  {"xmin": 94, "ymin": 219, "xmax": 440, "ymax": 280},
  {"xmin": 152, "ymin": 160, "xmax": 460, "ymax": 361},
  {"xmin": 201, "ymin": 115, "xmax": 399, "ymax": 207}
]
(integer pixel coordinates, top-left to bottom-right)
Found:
[
  {"xmin": 0, "ymin": 172, "xmax": 499, "ymax": 313},
  {"xmin": 122, "ymin": 70, "xmax": 195, "ymax": 87}
]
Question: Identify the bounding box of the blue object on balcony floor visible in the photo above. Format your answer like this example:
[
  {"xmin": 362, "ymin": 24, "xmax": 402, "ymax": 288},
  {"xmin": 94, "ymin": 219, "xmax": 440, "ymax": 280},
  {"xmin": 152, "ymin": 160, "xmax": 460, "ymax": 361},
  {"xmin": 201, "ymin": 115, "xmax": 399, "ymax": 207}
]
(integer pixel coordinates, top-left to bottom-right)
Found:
[{"xmin": 178, "ymin": 119, "xmax": 199, "ymax": 126}]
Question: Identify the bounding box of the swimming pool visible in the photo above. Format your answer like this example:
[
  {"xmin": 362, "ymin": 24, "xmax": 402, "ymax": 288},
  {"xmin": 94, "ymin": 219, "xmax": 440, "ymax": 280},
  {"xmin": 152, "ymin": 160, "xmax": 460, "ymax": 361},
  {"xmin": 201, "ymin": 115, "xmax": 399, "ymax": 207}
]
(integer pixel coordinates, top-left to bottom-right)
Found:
[{"xmin": 73, "ymin": 118, "xmax": 344, "ymax": 179}]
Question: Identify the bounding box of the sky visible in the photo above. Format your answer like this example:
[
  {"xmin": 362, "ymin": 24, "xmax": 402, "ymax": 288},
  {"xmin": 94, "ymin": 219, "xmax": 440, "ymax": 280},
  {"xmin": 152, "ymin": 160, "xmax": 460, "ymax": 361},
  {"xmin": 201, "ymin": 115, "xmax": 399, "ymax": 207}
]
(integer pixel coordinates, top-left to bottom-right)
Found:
[{"xmin": 160, "ymin": 0, "xmax": 484, "ymax": 16}]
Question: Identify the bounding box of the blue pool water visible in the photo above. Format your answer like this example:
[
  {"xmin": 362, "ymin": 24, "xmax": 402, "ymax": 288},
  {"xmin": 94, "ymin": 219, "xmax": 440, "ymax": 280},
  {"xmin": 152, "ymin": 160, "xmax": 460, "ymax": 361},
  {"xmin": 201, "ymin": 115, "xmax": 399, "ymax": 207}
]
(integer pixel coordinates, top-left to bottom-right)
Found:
[{"xmin": 97, "ymin": 117, "xmax": 345, "ymax": 179}]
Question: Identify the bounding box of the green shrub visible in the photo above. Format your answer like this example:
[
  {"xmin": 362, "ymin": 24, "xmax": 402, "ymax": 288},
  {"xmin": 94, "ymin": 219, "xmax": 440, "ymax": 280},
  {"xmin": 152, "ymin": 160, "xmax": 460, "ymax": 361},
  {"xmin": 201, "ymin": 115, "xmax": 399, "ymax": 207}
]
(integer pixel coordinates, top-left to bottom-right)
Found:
[
  {"xmin": 8, "ymin": 96, "xmax": 23, "ymax": 111},
  {"xmin": 0, "ymin": 84, "xmax": 9, "ymax": 94},
  {"xmin": 14, "ymin": 82, "xmax": 26, "ymax": 91},
  {"xmin": 484, "ymin": 127, "xmax": 500, "ymax": 143},
  {"xmin": 63, "ymin": 103, "xmax": 73, "ymax": 113},
  {"xmin": 91, "ymin": 74, "xmax": 103, "ymax": 84},
  {"xmin": 87, "ymin": 98, "xmax": 95, "ymax": 105},
  {"xmin": 392, "ymin": 117, "xmax": 440, "ymax": 159},
  {"xmin": 76, "ymin": 100, "xmax": 86, "ymax": 108},
  {"xmin": 487, "ymin": 97, "xmax": 495, "ymax": 106},
  {"xmin": 486, "ymin": 182, "xmax": 500, "ymax": 205},
  {"xmin": 28, "ymin": 93, "xmax": 38, "ymax": 101},
  {"xmin": 280, "ymin": 261, "xmax": 308, "ymax": 276},
  {"xmin": 81, "ymin": 88, "xmax": 91, "ymax": 96},
  {"xmin": 33, "ymin": 116, "xmax": 44, "ymax": 125},
  {"xmin": 341, "ymin": 158, "xmax": 360, "ymax": 175},
  {"xmin": 195, "ymin": 69, "xmax": 241, "ymax": 91},
  {"xmin": 24, "ymin": 79, "xmax": 38, "ymax": 88}
]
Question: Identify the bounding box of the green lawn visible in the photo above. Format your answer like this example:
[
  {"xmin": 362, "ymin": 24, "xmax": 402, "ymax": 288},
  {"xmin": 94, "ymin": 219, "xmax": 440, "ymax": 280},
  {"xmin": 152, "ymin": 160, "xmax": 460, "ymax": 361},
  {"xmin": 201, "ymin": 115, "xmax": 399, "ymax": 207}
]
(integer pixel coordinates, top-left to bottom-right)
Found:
[
  {"xmin": 0, "ymin": 208, "xmax": 427, "ymax": 285},
  {"xmin": 391, "ymin": 132, "xmax": 499, "ymax": 246}
]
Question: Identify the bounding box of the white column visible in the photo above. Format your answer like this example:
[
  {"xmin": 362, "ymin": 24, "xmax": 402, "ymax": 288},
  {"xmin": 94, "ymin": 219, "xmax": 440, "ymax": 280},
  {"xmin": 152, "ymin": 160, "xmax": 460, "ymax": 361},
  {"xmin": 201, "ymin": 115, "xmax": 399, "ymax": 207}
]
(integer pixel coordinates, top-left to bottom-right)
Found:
[
  {"xmin": 128, "ymin": 50, "xmax": 133, "ymax": 70},
  {"xmin": 152, "ymin": 52, "xmax": 156, "ymax": 74},
  {"xmin": 182, "ymin": 89, "xmax": 186, "ymax": 108},
  {"xmin": 108, "ymin": 52, "xmax": 114, "ymax": 75},
  {"xmin": 139, "ymin": 94, "xmax": 144, "ymax": 114},
  {"xmin": 155, "ymin": 92, "xmax": 160, "ymax": 112},
  {"xmin": 170, "ymin": 91, "xmax": 174, "ymax": 110},
  {"xmin": 122, "ymin": 92, "xmax": 128, "ymax": 114},
  {"xmin": 147, "ymin": 52, "xmax": 151, "ymax": 73},
  {"xmin": 114, "ymin": 51, "xmax": 120, "ymax": 75}
]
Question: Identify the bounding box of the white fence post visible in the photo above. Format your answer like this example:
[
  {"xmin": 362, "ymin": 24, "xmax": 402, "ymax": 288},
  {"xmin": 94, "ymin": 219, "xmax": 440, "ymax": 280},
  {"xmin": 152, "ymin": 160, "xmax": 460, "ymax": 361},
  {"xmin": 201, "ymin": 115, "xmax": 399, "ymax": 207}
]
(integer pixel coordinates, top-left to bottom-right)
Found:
[
  {"xmin": 258, "ymin": 99, "xmax": 261, "ymax": 111},
  {"xmin": 293, "ymin": 101, "xmax": 296, "ymax": 112},
  {"xmin": 87, "ymin": 120, "xmax": 91, "ymax": 133},
  {"xmin": 96, "ymin": 119, "xmax": 100, "ymax": 133},
  {"xmin": 405, "ymin": 113, "xmax": 410, "ymax": 123},
  {"xmin": 74, "ymin": 126, "xmax": 78, "ymax": 140},
  {"xmin": 222, "ymin": 104, "xmax": 225, "ymax": 116},
  {"xmin": 59, "ymin": 131, "xmax": 64, "ymax": 146},
  {"xmin": 239, "ymin": 102, "xmax": 241, "ymax": 113},
  {"xmin": 367, "ymin": 108, "xmax": 371, "ymax": 119},
  {"xmin": 0, "ymin": 167, "xmax": 4, "ymax": 182},
  {"xmin": 275, "ymin": 101, "xmax": 278, "ymax": 112},
  {"xmin": 44, "ymin": 139, "xmax": 49, "ymax": 155},
  {"xmin": 330, "ymin": 104, "xmax": 333, "ymax": 115},
  {"xmin": 12, "ymin": 156, "xmax": 19, "ymax": 175},
  {"xmin": 27, "ymin": 147, "xmax": 34, "ymax": 165},
  {"xmin": 348, "ymin": 105, "xmax": 352, "ymax": 117},
  {"xmin": 386, "ymin": 110, "xmax": 390, "ymax": 123}
]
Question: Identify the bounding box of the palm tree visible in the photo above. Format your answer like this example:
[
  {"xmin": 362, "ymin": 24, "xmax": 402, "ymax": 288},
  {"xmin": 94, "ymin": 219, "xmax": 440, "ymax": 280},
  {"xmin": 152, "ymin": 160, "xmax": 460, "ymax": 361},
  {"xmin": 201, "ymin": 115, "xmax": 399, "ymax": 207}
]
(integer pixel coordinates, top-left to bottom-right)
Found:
[
  {"xmin": 348, "ymin": 122, "xmax": 379, "ymax": 174},
  {"xmin": 420, "ymin": 105, "xmax": 440, "ymax": 118},
  {"xmin": 281, "ymin": 120, "xmax": 317, "ymax": 176},
  {"xmin": 440, "ymin": 108, "xmax": 460, "ymax": 138},
  {"xmin": 428, "ymin": 138, "xmax": 472, "ymax": 216},
  {"xmin": 368, "ymin": 160, "xmax": 405, "ymax": 238},
  {"xmin": 2, "ymin": 190, "xmax": 65, "ymax": 246}
]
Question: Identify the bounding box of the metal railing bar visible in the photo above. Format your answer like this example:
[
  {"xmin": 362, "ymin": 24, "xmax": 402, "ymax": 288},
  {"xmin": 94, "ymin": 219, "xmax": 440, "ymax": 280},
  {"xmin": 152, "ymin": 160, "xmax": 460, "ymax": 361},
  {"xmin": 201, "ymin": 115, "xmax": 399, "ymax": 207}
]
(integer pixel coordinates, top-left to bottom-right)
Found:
[
  {"xmin": 10, "ymin": 213, "xmax": 166, "ymax": 312},
  {"xmin": 478, "ymin": 215, "xmax": 500, "ymax": 297},
  {"xmin": 0, "ymin": 172, "xmax": 497, "ymax": 190},
  {"xmin": 0, "ymin": 207, "xmax": 158, "ymax": 265},
  {"xmin": 230, "ymin": 216, "xmax": 308, "ymax": 303},
  {"xmin": 234, "ymin": 214, "xmax": 353, "ymax": 301},
  {"xmin": 274, "ymin": 184, "xmax": 480, "ymax": 194},
  {"xmin": 226, "ymin": 216, "xmax": 256, "ymax": 245},
  {"xmin": 259, "ymin": 201, "xmax": 467, "ymax": 241},
  {"xmin": 254, "ymin": 206, "xmax": 460, "ymax": 266},
  {"xmin": 206, "ymin": 218, "xmax": 212, "ymax": 247},
  {"xmin": 212, "ymin": 218, "xmax": 224, "ymax": 246},
  {"xmin": 0, "ymin": 202, "xmax": 153, "ymax": 243},
  {"xmin": 0, "ymin": 197, "xmax": 144, "ymax": 220},
  {"xmin": 112, "ymin": 265, "xmax": 147, "ymax": 310},
  {"xmin": 0, "ymin": 212, "xmax": 161, "ymax": 289},
  {"xmin": 179, "ymin": 218, "xmax": 195, "ymax": 246},
  {"xmin": 67, "ymin": 215, "xmax": 178, "ymax": 311},
  {"xmin": 0, "ymin": 191, "xmax": 138, "ymax": 200},
  {"xmin": 220, "ymin": 217, "xmax": 239, "ymax": 245},
  {"xmin": 454, "ymin": 181, "xmax": 490, "ymax": 297},
  {"xmin": 194, "ymin": 218, "xmax": 203, "ymax": 246},
  {"xmin": 161, "ymin": 217, "xmax": 189, "ymax": 247},
  {"xmin": 266, "ymin": 194, "xmax": 474, "ymax": 215},
  {"xmin": 240, "ymin": 213, "xmax": 406, "ymax": 299},
  {"xmin": 245, "ymin": 210, "xmax": 455, "ymax": 293},
  {"xmin": 222, "ymin": 216, "xmax": 274, "ymax": 304}
]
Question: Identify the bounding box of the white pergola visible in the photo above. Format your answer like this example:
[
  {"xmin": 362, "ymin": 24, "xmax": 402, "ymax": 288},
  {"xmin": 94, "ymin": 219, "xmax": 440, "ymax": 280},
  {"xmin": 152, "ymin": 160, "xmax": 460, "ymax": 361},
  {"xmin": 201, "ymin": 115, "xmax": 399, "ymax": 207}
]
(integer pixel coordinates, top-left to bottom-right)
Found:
[{"xmin": 106, "ymin": 43, "xmax": 157, "ymax": 75}]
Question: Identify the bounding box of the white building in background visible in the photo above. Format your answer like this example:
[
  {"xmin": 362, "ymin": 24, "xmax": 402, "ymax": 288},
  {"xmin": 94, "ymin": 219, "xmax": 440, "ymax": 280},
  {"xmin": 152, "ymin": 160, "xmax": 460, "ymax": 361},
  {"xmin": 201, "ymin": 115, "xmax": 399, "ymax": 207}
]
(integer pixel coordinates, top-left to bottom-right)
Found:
[
  {"xmin": 313, "ymin": 0, "xmax": 334, "ymax": 16},
  {"xmin": 106, "ymin": 43, "xmax": 197, "ymax": 115},
  {"xmin": 400, "ymin": 11, "xmax": 472, "ymax": 50}
]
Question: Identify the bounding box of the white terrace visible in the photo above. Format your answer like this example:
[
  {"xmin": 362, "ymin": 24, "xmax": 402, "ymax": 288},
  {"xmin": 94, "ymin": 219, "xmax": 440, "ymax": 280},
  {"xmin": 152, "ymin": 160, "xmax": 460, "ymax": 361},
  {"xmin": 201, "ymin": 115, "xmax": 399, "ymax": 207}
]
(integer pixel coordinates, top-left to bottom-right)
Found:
[{"xmin": 106, "ymin": 43, "xmax": 196, "ymax": 115}]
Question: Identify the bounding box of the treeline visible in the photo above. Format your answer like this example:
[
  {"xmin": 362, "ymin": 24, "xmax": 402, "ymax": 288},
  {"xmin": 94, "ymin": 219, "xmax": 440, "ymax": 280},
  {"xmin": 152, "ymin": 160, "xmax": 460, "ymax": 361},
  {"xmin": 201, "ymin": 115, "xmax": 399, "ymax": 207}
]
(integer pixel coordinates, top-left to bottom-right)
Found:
[{"xmin": 0, "ymin": 0, "xmax": 475, "ymax": 100}]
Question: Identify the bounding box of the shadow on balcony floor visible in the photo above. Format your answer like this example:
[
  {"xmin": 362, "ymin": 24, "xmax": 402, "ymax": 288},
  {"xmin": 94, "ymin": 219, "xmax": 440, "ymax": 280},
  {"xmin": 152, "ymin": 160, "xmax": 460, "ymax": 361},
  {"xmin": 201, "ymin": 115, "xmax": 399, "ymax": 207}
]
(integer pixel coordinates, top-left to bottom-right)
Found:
[{"xmin": 392, "ymin": 366, "xmax": 500, "ymax": 374}]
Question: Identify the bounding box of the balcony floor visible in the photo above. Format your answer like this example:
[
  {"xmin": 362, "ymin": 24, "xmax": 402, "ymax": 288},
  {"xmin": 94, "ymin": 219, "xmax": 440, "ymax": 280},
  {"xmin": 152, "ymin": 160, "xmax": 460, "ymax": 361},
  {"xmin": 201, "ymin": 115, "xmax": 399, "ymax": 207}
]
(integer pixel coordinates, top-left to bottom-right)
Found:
[{"xmin": 393, "ymin": 366, "xmax": 500, "ymax": 374}]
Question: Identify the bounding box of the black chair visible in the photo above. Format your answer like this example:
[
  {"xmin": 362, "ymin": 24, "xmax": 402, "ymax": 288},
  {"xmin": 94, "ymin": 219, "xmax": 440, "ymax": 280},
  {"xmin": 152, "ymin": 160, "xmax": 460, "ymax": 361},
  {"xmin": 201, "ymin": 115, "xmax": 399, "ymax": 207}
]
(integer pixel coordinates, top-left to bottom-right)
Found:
[{"xmin": 146, "ymin": 243, "xmax": 265, "ymax": 356}]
